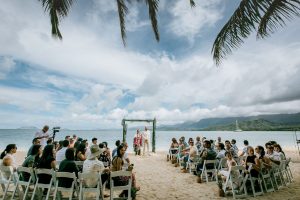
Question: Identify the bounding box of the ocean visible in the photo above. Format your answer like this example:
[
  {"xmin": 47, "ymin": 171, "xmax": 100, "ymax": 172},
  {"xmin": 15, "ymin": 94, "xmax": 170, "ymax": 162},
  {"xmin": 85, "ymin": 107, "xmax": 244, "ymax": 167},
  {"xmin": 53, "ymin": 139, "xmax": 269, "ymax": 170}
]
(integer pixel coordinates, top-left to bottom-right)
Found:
[{"xmin": 0, "ymin": 129, "xmax": 299, "ymax": 153}]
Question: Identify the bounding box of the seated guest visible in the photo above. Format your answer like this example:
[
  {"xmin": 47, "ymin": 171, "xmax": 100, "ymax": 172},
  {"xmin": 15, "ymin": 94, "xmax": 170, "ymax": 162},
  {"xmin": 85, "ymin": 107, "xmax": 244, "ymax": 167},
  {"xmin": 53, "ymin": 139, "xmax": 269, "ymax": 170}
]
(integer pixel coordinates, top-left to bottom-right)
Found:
[
  {"xmin": 168, "ymin": 138, "xmax": 179, "ymax": 160},
  {"xmin": 65, "ymin": 135, "xmax": 71, "ymax": 141},
  {"xmin": 181, "ymin": 138, "xmax": 197, "ymax": 172},
  {"xmin": 225, "ymin": 140, "xmax": 238, "ymax": 160},
  {"xmin": 58, "ymin": 148, "xmax": 79, "ymax": 188},
  {"xmin": 112, "ymin": 144, "xmax": 140, "ymax": 196},
  {"xmin": 75, "ymin": 143, "xmax": 87, "ymax": 161},
  {"xmin": 273, "ymin": 144, "xmax": 286, "ymax": 160},
  {"xmin": 92, "ymin": 137, "xmax": 98, "ymax": 145},
  {"xmin": 112, "ymin": 140, "xmax": 121, "ymax": 158},
  {"xmin": 178, "ymin": 137, "xmax": 189, "ymax": 159},
  {"xmin": 122, "ymin": 142, "xmax": 130, "ymax": 168},
  {"xmin": 37, "ymin": 144, "xmax": 56, "ymax": 184},
  {"xmin": 195, "ymin": 136, "xmax": 202, "ymax": 151},
  {"xmin": 231, "ymin": 139, "xmax": 239, "ymax": 155},
  {"xmin": 239, "ymin": 140, "xmax": 249, "ymax": 157},
  {"xmin": 99, "ymin": 143, "xmax": 111, "ymax": 168},
  {"xmin": 219, "ymin": 151, "xmax": 239, "ymax": 181},
  {"xmin": 56, "ymin": 140, "xmax": 70, "ymax": 162},
  {"xmin": 27, "ymin": 138, "xmax": 41, "ymax": 157},
  {"xmin": 196, "ymin": 140, "xmax": 217, "ymax": 177},
  {"xmin": 47, "ymin": 138, "xmax": 53, "ymax": 145},
  {"xmin": 255, "ymin": 146, "xmax": 272, "ymax": 169},
  {"xmin": 216, "ymin": 143, "xmax": 226, "ymax": 159},
  {"xmin": 23, "ymin": 144, "xmax": 42, "ymax": 168},
  {"xmin": 1, "ymin": 144, "xmax": 18, "ymax": 169},
  {"xmin": 103, "ymin": 142, "xmax": 111, "ymax": 158},
  {"xmin": 265, "ymin": 145, "xmax": 281, "ymax": 165},
  {"xmin": 82, "ymin": 145, "xmax": 109, "ymax": 187},
  {"xmin": 244, "ymin": 147, "xmax": 260, "ymax": 178},
  {"xmin": 69, "ymin": 138, "xmax": 75, "ymax": 148}
]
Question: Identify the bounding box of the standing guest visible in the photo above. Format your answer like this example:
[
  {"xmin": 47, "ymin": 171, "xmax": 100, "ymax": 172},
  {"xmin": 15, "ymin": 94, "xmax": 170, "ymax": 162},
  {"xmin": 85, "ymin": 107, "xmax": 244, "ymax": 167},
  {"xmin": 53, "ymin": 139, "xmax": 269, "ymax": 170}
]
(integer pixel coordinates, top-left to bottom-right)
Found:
[
  {"xmin": 0, "ymin": 144, "xmax": 18, "ymax": 169},
  {"xmin": 239, "ymin": 140, "xmax": 249, "ymax": 157},
  {"xmin": 56, "ymin": 140, "xmax": 70, "ymax": 162},
  {"xmin": 92, "ymin": 138, "xmax": 98, "ymax": 145},
  {"xmin": 133, "ymin": 130, "xmax": 142, "ymax": 156},
  {"xmin": 27, "ymin": 138, "xmax": 41, "ymax": 157},
  {"xmin": 37, "ymin": 144, "xmax": 56, "ymax": 184},
  {"xmin": 99, "ymin": 143, "xmax": 111, "ymax": 168},
  {"xmin": 58, "ymin": 148, "xmax": 79, "ymax": 188},
  {"xmin": 142, "ymin": 127, "xmax": 151, "ymax": 156},
  {"xmin": 82, "ymin": 145, "xmax": 109, "ymax": 186},
  {"xmin": 112, "ymin": 140, "xmax": 121, "ymax": 158},
  {"xmin": 35, "ymin": 125, "xmax": 50, "ymax": 148},
  {"xmin": 75, "ymin": 143, "xmax": 87, "ymax": 161}
]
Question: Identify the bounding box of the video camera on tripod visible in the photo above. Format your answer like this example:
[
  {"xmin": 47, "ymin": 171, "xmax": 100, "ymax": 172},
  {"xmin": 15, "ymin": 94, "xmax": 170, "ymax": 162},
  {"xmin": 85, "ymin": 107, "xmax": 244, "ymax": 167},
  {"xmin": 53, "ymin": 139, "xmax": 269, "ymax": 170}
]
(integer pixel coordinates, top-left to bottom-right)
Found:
[{"xmin": 52, "ymin": 126, "xmax": 60, "ymax": 141}]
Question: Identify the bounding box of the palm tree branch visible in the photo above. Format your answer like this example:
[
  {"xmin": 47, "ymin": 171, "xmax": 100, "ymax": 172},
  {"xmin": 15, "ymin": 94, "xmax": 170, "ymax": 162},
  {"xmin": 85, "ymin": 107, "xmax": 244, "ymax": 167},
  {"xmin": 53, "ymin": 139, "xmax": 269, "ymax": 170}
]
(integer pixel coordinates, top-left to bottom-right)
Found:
[
  {"xmin": 257, "ymin": 0, "xmax": 300, "ymax": 38},
  {"xmin": 189, "ymin": 0, "xmax": 196, "ymax": 8},
  {"xmin": 117, "ymin": 0, "xmax": 129, "ymax": 46},
  {"xmin": 145, "ymin": 0, "xmax": 160, "ymax": 41},
  {"xmin": 211, "ymin": 0, "xmax": 270, "ymax": 65}
]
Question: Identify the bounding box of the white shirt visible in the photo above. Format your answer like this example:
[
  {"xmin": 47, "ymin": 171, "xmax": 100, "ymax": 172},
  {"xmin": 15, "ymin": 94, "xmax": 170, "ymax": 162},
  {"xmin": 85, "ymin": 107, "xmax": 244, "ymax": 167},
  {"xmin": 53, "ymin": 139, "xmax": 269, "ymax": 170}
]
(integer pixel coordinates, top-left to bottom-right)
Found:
[
  {"xmin": 143, "ymin": 130, "xmax": 150, "ymax": 141},
  {"xmin": 35, "ymin": 130, "xmax": 49, "ymax": 147},
  {"xmin": 217, "ymin": 149, "xmax": 226, "ymax": 159},
  {"xmin": 82, "ymin": 159, "xmax": 105, "ymax": 187},
  {"xmin": 56, "ymin": 147, "xmax": 67, "ymax": 162},
  {"xmin": 266, "ymin": 151, "xmax": 281, "ymax": 161}
]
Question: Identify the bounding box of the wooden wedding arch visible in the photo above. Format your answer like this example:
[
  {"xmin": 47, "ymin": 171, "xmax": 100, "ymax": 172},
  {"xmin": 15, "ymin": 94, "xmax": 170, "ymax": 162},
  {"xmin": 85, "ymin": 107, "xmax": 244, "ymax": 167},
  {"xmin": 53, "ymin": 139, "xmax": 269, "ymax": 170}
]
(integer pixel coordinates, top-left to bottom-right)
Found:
[{"xmin": 121, "ymin": 118, "xmax": 157, "ymax": 153}]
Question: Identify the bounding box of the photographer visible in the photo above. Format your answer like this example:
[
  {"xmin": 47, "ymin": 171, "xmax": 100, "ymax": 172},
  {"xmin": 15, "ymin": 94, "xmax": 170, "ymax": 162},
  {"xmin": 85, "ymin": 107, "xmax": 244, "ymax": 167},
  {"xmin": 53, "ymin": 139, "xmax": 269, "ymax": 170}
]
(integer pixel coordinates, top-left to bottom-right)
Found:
[{"xmin": 34, "ymin": 125, "xmax": 50, "ymax": 148}]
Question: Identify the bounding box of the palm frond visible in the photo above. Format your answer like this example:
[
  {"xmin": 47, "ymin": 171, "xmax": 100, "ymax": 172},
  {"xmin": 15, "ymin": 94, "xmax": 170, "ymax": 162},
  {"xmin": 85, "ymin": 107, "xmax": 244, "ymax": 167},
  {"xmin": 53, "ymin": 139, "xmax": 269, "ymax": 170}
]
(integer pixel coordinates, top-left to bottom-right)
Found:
[
  {"xmin": 38, "ymin": 0, "xmax": 75, "ymax": 39},
  {"xmin": 117, "ymin": 0, "xmax": 129, "ymax": 46},
  {"xmin": 257, "ymin": 0, "xmax": 300, "ymax": 38},
  {"xmin": 145, "ymin": 0, "xmax": 160, "ymax": 41},
  {"xmin": 212, "ymin": 0, "xmax": 270, "ymax": 65},
  {"xmin": 189, "ymin": 0, "xmax": 196, "ymax": 8}
]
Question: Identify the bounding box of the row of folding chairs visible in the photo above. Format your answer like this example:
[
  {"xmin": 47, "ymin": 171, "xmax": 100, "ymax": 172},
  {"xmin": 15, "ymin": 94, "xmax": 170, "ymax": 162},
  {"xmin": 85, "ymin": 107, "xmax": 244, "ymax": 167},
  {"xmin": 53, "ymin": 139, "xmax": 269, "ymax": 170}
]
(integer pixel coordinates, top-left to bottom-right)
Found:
[
  {"xmin": 0, "ymin": 166, "xmax": 133, "ymax": 200},
  {"xmin": 222, "ymin": 158, "xmax": 294, "ymax": 199}
]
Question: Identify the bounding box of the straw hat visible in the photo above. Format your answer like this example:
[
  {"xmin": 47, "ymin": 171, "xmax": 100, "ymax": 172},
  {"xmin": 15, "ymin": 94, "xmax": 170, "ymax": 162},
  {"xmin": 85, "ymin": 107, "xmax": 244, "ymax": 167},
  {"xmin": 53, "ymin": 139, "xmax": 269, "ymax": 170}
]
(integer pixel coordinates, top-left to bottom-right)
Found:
[{"xmin": 88, "ymin": 144, "xmax": 104, "ymax": 159}]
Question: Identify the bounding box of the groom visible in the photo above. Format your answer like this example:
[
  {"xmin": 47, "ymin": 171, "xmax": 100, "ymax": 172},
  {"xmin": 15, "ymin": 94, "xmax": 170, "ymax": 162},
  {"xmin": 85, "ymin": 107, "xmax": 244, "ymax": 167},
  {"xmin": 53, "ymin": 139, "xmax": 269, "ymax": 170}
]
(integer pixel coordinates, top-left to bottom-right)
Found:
[{"xmin": 142, "ymin": 126, "xmax": 150, "ymax": 156}]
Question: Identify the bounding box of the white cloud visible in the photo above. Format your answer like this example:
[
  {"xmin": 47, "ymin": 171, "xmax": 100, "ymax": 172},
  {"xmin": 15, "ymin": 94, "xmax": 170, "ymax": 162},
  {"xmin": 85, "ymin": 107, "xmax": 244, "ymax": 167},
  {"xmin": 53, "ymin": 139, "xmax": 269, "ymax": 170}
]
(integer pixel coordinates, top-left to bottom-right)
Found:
[
  {"xmin": 168, "ymin": 0, "xmax": 223, "ymax": 42},
  {"xmin": 0, "ymin": 57, "xmax": 15, "ymax": 79}
]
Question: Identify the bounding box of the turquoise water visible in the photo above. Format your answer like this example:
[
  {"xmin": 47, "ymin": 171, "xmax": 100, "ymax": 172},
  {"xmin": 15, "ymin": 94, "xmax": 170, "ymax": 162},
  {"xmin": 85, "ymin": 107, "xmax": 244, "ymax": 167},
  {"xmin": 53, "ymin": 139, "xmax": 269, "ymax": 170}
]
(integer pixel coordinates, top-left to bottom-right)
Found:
[{"xmin": 0, "ymin": 129, "xmax": 299, "ymax": 152}]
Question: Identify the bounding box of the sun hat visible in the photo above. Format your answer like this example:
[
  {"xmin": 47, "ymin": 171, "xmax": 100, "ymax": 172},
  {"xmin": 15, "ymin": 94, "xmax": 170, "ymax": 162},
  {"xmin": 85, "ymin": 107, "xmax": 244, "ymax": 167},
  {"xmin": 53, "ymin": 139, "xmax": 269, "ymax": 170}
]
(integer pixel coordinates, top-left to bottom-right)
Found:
[{"xmin": 88, "ymin": 144, "xmax": 104, "ymax": 159}]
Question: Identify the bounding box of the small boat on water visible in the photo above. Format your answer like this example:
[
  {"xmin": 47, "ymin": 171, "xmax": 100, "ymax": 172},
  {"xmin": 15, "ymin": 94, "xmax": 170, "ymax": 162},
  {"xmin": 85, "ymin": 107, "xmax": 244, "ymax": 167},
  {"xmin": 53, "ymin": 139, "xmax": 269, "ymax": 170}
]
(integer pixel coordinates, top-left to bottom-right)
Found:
[{"xmin": 234, "ymin": 120, "xmax": 243, "ymax": 132}]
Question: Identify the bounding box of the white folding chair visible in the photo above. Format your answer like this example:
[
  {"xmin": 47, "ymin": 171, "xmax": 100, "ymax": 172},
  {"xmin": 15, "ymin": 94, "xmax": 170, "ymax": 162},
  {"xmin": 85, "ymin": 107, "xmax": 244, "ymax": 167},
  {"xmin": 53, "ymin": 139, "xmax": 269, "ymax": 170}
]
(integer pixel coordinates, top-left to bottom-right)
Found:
[
  {"xmin": 0, "ymin": 165, "xmax": 17, "ymax": 200},
  {"xmin": 279, "ymin": 160, "xmax": 290, "ymax": 186},
  {"xmin": 31, "ymin": 168, "xmax": 55, "ymax": 200},
  {"xmin": 246, "ymin": 165, "xmax": 263, "ymax": 197},
  {"xmin": 285, "ymin": 157, "xmax": 293, "ymax": 182},
  {"xmin": 270, "ymin": 163, "xmax": 284, "ymax": 190},
  {"xmin": 187, "ymin": 155, "xmax": 200, "ymax": 174},
  {"xmin": 223, "ymin": 165, "xmax": 248, "ymax": 199},
  {"xmin": 78, "ymin": 172, "xmax": 103, "ymax": 200},
  {"xmin": 110, "ymin": 171, "xmax": 132, "ymax": 200},
  {"xmin": 11, "ymin": 166, "xmax": 36, "ymax": 200},
  {"xmin": 260, "ymin": 165, "xmax": 275, "ymax": 193},
  {"xmin": 169, "ymin": 148, "xmax": 178, "ymax": 161},
  {"xmin": 53, "ymin": 172, "xmax": 78, "ymax": 200},
  {"xmin": 217, "ymin": 158, "xmax": 228, "ymax": 171},
  {"xmin": 200, "ymin": 160, "xmax": 218, "ymax": 183}
]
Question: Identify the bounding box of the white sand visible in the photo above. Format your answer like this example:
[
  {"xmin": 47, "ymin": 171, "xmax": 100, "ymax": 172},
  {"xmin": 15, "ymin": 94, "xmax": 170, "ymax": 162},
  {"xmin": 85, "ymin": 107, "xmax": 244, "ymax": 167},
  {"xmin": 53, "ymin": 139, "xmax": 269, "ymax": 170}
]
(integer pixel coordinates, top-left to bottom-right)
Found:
[{"xmin": 7, "ymin": 150, "xmax": 300, "ymax": 199}]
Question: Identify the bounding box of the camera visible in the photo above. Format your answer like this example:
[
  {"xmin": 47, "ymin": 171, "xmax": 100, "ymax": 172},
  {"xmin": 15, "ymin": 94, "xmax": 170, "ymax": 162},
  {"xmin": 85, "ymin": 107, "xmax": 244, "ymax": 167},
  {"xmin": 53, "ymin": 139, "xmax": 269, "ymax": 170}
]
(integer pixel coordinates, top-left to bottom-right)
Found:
[{"xmin": 53, "ymin": 127, "xmax": 60, "ymax": 133}]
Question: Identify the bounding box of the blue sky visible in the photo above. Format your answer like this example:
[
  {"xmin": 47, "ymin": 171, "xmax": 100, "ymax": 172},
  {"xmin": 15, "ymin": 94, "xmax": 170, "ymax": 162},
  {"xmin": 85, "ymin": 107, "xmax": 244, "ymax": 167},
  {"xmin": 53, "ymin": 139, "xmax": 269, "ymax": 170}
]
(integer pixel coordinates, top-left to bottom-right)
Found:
[{"xmin": 0, "ymin": 0, "xmax": 300, "ymax": 129}]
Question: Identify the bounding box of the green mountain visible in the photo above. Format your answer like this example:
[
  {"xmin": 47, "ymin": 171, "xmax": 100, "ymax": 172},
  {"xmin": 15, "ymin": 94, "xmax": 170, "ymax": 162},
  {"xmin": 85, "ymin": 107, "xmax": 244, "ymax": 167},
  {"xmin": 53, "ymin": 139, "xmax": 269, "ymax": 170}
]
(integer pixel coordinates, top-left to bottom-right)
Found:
[{"xmin": 158, "ymin": 112, "xmax": 300, "ymax": 131}]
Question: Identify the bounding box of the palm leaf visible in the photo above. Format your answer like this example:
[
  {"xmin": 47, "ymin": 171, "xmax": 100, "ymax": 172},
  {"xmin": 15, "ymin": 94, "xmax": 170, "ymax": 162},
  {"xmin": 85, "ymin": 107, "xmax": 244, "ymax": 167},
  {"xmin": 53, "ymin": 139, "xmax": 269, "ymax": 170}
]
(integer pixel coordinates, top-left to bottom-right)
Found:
[
  {"xmin": 38, "ymin": 0, "xmax": 75, "ymax": 39},
  {"xmin": 189, "ymin": 0, "xmax": 196, "ymax": 8},
  {"xmin": 211, "ymin": 0, "xmax": 270, "ymax": 65},
  {"xmin": 117, "ymin": 0, "xmax": 129, "ymax": 46},
  {"xmin": 257, "ymin": 0, "xmax": 300, "ymax": 38},
  {"xmin": 145, "ymin": 0, "xmax": 160, "ymax": 41}
]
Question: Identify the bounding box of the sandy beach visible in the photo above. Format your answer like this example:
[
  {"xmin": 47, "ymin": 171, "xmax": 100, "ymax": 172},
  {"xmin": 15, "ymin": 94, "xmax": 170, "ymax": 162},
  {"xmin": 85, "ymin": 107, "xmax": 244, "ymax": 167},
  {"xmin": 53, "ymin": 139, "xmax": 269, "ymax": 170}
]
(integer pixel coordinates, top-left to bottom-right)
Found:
[{"xmin": 5, "ymin": 150, "xmax": 300, "ymax": 200}]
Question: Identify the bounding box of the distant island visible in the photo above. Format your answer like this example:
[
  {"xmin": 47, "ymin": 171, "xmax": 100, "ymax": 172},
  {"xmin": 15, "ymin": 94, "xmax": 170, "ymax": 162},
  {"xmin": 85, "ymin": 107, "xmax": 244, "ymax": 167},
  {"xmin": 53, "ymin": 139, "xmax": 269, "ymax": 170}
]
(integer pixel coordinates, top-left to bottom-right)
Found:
[
  {"xmin": 17, "ymin": 126, "xmax": 38, "ymax": 130},
  {"xmin": 158, "ymin": 112, "xmax": 300, "ymax": 131}
]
